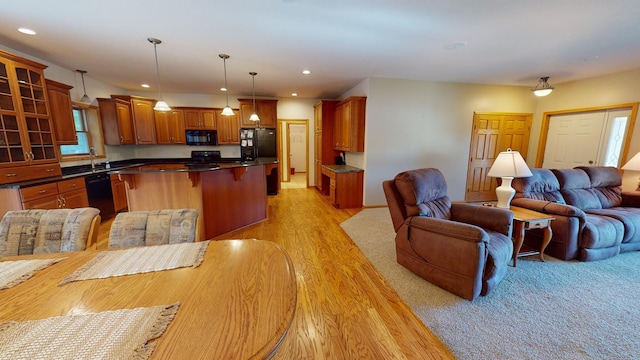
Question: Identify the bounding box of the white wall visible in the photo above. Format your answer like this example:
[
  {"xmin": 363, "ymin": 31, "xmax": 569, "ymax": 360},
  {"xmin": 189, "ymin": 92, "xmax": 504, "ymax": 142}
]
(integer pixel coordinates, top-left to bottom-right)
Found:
[{"xmin": 362, "ymin": 78, "xmax": 537, "ymax": 205}]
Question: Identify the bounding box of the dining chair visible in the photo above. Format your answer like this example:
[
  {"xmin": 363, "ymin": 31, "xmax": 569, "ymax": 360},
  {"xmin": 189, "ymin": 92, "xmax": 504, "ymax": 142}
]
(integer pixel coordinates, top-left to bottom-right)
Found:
[
  {"xmin": 108, "ymin": 208, "xmax": 200, "ymax": 249},
  {"xmin": 0, "ymin": 208, "xmax": 101, "ymax": 256}
]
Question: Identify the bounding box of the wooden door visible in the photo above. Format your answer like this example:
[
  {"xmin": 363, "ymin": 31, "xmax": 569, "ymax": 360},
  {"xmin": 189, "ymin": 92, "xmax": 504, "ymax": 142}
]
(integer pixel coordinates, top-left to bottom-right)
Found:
[
  {"xmin": 115, "ymin": 101, "xmax": 135, "ymax": 144},
  {"xmin": 45, "ymin": 79, "xmax": 76, "ymax": 145},
  {"xmin": 465, "ymin": 112, "xmax": 532, "ymax": 202},
  {"xmin": 154, "ymin": 110, "xmax": 172, "ymax": 144},
  {"xmin": 201, "ymin": 110, "xmax": 216, "ymax": 130},
  {"xmin": 169, "ymin": 110, "xmax": 186, "ymax": 144},
  {"xmin": 258, "ymin": 100, "xmax": 278, "ymax": 128},
  {"xmin": 184, "ymin": 109, "xmax": 201, "ymax": 129},
  {"xmin": 61, "ymin": 188, "xmax": 89, "ymax": 208}
]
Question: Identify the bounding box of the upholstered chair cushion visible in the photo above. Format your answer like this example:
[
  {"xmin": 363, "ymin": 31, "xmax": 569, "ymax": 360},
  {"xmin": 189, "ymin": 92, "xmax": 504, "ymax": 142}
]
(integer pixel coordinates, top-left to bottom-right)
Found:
[
  {"xmin": 109, "ymin": 209, "xmax": 199, "ymax": 249},
  {"xmin": 577, "ymin": 166, "xmax": 622, "ymax": 208},
  {"xmin": 394, "ymin": 168, "xmax": 452, "ymax": 219},
  {"xmin": 0, "ymin": 208, "xmax": 100, "ymax": 256},
  {"xmin": 553, "ymin": 169, "xmax": 602, "ymax": 210},
  {"xmin": 512, "ymin": 168, "xmax": 565, "ymax": 203}
]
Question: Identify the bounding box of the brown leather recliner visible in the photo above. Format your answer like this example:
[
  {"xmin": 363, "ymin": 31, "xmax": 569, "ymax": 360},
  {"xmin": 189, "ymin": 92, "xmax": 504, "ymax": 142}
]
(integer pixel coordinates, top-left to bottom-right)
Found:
[{"xmin": 383, "ymin": 168, "xmax": 514, "ymax": 301}]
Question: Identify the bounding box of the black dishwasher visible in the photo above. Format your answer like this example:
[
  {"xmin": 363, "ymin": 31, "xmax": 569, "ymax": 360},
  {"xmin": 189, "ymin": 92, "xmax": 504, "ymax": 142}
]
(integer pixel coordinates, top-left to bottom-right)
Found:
[{"xmin": 85, "ymin": 172, "xmax": 115, "ymax": 219}]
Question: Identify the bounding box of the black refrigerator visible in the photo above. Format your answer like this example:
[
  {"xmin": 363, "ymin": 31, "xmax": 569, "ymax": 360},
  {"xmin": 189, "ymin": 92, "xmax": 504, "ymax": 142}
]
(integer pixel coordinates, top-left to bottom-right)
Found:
[{"xmin": 240, "ymin": 128, "xmax": 278, "ymax": 195}]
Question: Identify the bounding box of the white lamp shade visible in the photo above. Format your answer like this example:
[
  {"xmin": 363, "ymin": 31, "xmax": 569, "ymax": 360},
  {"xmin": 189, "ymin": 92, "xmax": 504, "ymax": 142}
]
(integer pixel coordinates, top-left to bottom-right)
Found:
[
  {"xmin": 533, "ymin": 88, "xmax": 553, "ymax": 97},
  {"xmin": 487, "ymin": 149, "xmax": 532, "ymax": 208},
  {"xmin": 153, "ymin": 100, "xmax": 171, "ymax": 111},
  {"xmin": 487, "ymin": 149, "xmax": 533, "ymax": 178},
  {"xmin": 621, "ymin": 152, "xmax": 640, "ymax": 171},
  {"xmin": 222, "ymin": 106, "xmax": 235, "ymax": 116},
  {"xmin": 249, "ymin": 113, "xmax": 260, "ymax": 121}
]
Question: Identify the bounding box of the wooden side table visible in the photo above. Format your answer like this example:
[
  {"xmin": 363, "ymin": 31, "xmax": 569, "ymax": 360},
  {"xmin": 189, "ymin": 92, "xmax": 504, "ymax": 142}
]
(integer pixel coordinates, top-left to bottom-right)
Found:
[{"xmin": 509, "ymin": 206, "xmax": 555, "ymax": 267}]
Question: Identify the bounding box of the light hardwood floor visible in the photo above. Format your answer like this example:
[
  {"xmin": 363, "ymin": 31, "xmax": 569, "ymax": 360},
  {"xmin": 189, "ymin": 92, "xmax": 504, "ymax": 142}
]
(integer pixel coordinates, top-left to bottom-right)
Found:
[{"xmin": 98, "ymin": 187, "xmax": 454, "ymax": 359}]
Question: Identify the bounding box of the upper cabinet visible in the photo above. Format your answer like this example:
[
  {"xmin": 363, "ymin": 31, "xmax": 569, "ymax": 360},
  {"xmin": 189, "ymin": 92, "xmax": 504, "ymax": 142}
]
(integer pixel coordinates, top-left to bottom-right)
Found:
[
  {"xmin": 45, "ymin": 79, "xmax": 76, "ymax": 145},
  {"xmin": 333, "ymin": 96, "xmax": 366, "ymax": 152},
  {"xmin": 215, "ymin": 108, "xmax": 240, "ymax": 145},
  {"xmin": 182, "ymin": 107, "xmax": 216, "ymax": 130},
  {"xmin": 111, "ymin": 96, "xmax": 157, "ymax": 144},
  {"xmin": 238, "ymin": 99, "xmax": 277, "ymax": 128},
  {"xmin": 155, "ymin": 109, "xmax": 186, "ymax": 145},
  {"xmin": 97, "ymin": 98, "xmax": 135, "ymax": 145},
  {"xmin": 0, "ymin": 50, "xmax": 58, "ymax": 171},
  {"xmin": 99, "ymin": 95, "xmax": 157, "ymax": 145}
]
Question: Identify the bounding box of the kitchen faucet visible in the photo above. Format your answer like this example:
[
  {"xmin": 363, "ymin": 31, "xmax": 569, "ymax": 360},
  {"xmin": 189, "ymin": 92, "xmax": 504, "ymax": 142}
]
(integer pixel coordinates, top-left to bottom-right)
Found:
[{"xmin": 89, "ymin": 147, "xmax": 96, "ymax": 170}]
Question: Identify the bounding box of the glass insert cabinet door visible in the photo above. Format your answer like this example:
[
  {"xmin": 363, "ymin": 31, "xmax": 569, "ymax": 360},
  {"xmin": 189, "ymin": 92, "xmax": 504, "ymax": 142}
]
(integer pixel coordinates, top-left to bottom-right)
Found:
[{"xmin": 0, "ymin": 58, "xmax": 57, "ymax": 166}]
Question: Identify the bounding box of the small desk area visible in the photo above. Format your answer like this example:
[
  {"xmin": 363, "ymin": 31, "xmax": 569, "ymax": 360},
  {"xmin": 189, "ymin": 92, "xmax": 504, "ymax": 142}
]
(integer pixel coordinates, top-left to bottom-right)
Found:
[{"xmin": 320, "ymin": 164, "xmax": 364, "ymax": 208}]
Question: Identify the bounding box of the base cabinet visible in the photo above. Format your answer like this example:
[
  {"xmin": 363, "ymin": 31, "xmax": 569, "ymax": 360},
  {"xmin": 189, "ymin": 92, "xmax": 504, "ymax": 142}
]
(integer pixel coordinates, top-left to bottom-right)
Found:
[
  {"xmin": 6, "ymin": 178, "xmax": 89, "ymax": 211},
  {"xmin": 320, "ymin": 166, "xmax": 363, "ymax": 208},
  {"xmin": 110, "ymin": 174, "xmax": 128, "ymax": 213}
]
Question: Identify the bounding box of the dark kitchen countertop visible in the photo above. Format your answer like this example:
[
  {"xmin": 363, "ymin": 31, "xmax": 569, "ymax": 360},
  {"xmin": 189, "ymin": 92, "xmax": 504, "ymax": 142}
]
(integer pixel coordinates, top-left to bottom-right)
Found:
[
  {"xmin": 321, "ymin": 164, "xmax": 364, "ymax": 173},
  {"xmin": 0, "ymin": 158, "xmax": 279, "ymax": 189}
]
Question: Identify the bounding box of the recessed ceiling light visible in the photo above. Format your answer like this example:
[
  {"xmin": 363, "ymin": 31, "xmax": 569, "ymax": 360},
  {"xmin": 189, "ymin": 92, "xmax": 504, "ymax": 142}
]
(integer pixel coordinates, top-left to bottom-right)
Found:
[
  {"xmin": 583, "ymin": 55, "xmax": 600, "ymax": 61},
  {"xmin": 18, "ymin": 28, "xmax": 36, "ymax": 35},
  {"xmin": 444, "ymin": 41, "xmax": 467, "ymax": 50},
  {"xmin": 302, "ymin": 70, "xmax": 311, "ymax": 75},
  {"xmin": 291, "ymin": 93, "xmax": 298, "ymax": 97},
  {"xmin": 141, "ymin": 84, "xmax": 150, "ymax": 88},
  {"xmin": 220, "ymin": 87, "xmax": 227, "ymax": 92}
]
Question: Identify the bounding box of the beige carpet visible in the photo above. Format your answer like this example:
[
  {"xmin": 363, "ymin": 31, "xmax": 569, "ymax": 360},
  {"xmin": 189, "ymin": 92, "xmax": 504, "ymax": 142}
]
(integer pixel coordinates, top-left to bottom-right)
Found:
[{"xmin": 341, "ymin": 208, "xmax": 640, "ymax": 360}]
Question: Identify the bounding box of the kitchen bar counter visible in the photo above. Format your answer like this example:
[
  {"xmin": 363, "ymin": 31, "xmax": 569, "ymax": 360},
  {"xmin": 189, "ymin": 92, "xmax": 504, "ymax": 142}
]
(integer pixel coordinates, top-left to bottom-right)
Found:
[
  {"xmin": 321, "ymin": 164, "xmax": 364, "ymax": 173},
  {"xmin": 112, "ymin": 162, "xmax": 276, "ymax": 240}
]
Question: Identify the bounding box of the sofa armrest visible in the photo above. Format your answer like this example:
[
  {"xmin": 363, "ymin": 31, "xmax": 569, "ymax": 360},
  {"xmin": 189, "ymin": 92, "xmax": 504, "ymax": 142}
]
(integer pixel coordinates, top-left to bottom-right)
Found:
[
  {"xmin": 621, "ymin": 191, "xmax": 640, "ymax": 207},
  {"xmin": 511, "ymin": 198, "xmax": 586, "ymax": 219},
  {"xmin": 451, "ymin": 202, "xmax": 513, "ymax": 236},
  {"xmin": 406, "ymin": 216, "xmax": 489, "ymax": 244}
]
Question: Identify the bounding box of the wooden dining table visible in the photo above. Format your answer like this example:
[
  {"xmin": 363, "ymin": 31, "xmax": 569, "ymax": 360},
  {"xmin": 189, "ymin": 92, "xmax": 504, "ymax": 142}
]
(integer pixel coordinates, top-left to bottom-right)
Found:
[{"xmin": 0, "ymin": 239, "xmax": 297, "ymax": 359}]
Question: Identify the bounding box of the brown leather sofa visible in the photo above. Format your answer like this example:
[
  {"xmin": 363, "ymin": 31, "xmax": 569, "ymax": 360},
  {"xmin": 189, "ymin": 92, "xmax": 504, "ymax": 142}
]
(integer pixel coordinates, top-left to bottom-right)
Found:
[
  {"xmin": 383, "ymin": 168, "xmax": 514, "ymax": 301},
  {"xmin": 511, "ymin": 166, "xmax": 640, "ymax": 261}
]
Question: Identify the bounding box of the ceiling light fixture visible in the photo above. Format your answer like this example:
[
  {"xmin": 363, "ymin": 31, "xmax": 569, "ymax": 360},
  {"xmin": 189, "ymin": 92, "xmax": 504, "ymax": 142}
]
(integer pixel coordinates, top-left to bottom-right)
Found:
[
  {"xmin": 148, "ymin": 37, "xmax": 170, "ymax": 111},
  {"xmin": 219, "ymin": 54, "xmax": 234, "ymax": 116},
  {"xmin": 75, "ymin": 70, "xmax": 91, "ymax": 103},
  {"xmin": 302, "ymin": 70, "xmax": 311, "ymax": 75},
  {"xmin": 18, "ymin": 28, "xmax": 36, "ymax": 35},
  {"xmin": 532, "ymin": 76, "xmax": 554, "ymax": 97},
  {"xmin": 249, "ymin": 72, "xmax": 260, "ymax": 122}
]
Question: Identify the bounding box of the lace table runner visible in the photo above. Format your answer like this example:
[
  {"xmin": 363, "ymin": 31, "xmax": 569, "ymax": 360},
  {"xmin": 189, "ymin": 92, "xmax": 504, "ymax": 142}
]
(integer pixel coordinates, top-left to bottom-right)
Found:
[
  {"xmin": 0, "ymin": 303, "xmax": 179, "ymax": 360},
  {"xmin": 60, "ymin": 241, "xmax": 209, "ymax": 285},
  {"xmin": 0, "ymin": 258, "xmax": 64, "ymax": 290}
]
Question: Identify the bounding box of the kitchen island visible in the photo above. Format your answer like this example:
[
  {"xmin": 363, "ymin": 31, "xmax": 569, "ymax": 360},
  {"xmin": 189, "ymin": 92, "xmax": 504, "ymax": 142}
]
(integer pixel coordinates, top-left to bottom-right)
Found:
[{"xmin": 110, "ymin": 160, "xmax": 278, "ymax": 240}]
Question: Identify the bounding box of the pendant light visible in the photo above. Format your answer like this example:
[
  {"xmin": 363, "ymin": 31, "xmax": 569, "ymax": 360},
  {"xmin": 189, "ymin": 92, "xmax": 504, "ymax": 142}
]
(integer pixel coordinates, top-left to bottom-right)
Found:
[
  {"xmin": 219, "ymin": 54, "xmax": 234, "ymax": 116},
  {"xmin": 532, "ymin": 76, "xmax": 554, "ymax": 97},
  {"xmin": 249, "ymin": 72, "xmax": 260, "ymax": 122},
  {"xmin": 76, "ymin": 70, "xmax": 91, "ymax": 103},
  {"xmin": 148, "ymin": 37, "xmax": 170, "ymax": 111}
]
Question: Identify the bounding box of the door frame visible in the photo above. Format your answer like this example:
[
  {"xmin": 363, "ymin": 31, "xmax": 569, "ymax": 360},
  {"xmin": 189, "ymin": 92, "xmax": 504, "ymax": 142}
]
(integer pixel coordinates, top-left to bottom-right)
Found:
[
  {"xmin": 277, "ymin": 118, "xmax": 309, "ymax": 186},
  {"xmin": 535, "ymin": 102, "xmax": 639, "ymax": 167}
]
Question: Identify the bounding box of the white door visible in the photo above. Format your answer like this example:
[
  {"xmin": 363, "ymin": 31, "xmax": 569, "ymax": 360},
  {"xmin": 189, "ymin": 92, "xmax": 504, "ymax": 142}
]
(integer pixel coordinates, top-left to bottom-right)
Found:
[
  {"xmin": 542, "ymin": 112, "xmax": 606, "ymax": 168},
  {"xmin": 289, "ymin": 124, "xmax": 306, "ymax": 173},
  {"xmin": 542, "ymin": 109, "xmax": 632, "ymax": 169}
]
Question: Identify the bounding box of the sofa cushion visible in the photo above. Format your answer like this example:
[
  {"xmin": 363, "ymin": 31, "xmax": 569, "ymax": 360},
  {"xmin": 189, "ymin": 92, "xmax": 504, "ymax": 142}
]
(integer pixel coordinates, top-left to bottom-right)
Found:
[
  {"xmin": 394, "ymin": 168, "xmax": 451, "ymax": 219},
  {"xmin": 552, "ymin": 169, "xmax": 602, "ymax": 210},
  {"xmin": 512, "ymin": 168, "xmax": 565, "ymax": 203},
  {"xmin": 586, "ymin": 207, "xmax": 640, "ymax": 245},
  {"xmin": 577, "ymin": 166, "xmax": 622, "ymax": 208},
  {"xmin": 481, "ymin": 231, "xmax": 513, "ymax": 295},
  {"xmin": 580, "ymin": 214, "xmax": 623, "ymax": 255}
]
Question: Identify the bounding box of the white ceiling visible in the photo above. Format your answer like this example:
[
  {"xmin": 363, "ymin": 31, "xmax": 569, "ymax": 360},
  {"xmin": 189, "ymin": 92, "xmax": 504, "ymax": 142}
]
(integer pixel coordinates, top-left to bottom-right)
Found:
[{"xmin": 1, "ymin": 0, "xmax": 639, "ymax": 100}]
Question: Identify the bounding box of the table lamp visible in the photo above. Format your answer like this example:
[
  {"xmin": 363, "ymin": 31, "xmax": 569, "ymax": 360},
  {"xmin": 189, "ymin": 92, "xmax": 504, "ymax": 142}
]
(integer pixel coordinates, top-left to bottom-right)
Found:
[
  {"xmin": 621, "ymin": 152, "xmax": 640, "ymax": 190},
  {"xmin": 487, "ymin": 148, "xmax": 533, "ymax": 208}
]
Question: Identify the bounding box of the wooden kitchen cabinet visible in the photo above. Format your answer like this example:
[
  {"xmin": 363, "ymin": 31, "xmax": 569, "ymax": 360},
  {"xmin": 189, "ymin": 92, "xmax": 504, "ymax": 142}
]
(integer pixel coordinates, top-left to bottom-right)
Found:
[
  {"xmin": 215, "ymin": 108, "xmax": 240, "ymax": 144},
  {"xmin": 314, "ymin": 100, "xmax": 339, "ymax": 194},
  {"xmin": 97, "ymin": 98, "xmax": 135, "ymax": 145},
  {"xmin": 238, "ymin": 99, "xmax": 278, "ymax": 128},
  {"xmin": 182, "ymin": 107, "xmax": 216, "ymax": 130},
  {"xmin": 320, "ymin": 165, "xmax": 363, "ymax": 209},
  {"xmin": 110, "ymin": 174, "xmax": 127, "ymax": 213},
  {"xmin": 155, "ymin": 109, "xmax": 186, "ymax": 144},
  {"xmin": 109, "ymin": 96, "xmax": 157, "ymax": 144},
  {"xmin": 333, "ymin": 96, "xmax": 366, "ymax": 152},
  {"xmin": 19, "ymin": 178, "xmax": 88, "ymax": 210},
  {"xmin": 45, "ymin": 79, "xmax": 77, "ymax": 145},
  {"xmin": 0, "ymin": 50, "xmax": 58, "ymax": 171}
]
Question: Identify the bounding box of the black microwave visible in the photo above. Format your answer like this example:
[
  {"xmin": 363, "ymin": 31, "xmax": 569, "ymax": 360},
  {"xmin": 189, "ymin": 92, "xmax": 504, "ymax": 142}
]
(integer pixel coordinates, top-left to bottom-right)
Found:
[{"xmin": 186, "ymin": 130, "xmax": 217, "ymax": 146}]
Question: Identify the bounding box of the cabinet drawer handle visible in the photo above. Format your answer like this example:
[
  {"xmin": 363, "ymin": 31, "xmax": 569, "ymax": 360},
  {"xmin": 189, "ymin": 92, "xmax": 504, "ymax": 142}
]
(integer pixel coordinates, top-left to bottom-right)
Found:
[
  {"xmin": 38, "ymin": 190, "xmax": 47, "ymax": 194},
  {"xmin": 45, "ymin": 168, "xmax": 55, "ymax": 172},
  {"xmin": 5, "ymin": 173, "xmax": 17, "ymax": 177}
]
